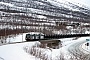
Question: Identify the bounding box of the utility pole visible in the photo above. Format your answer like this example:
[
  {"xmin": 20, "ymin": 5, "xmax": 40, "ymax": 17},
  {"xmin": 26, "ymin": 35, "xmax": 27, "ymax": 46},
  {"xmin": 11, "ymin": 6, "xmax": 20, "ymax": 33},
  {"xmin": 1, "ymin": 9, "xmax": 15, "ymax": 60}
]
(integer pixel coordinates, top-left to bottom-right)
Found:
[{"xmin": 4, "ymin": 23, "xmax": 6, "ymax": 43}]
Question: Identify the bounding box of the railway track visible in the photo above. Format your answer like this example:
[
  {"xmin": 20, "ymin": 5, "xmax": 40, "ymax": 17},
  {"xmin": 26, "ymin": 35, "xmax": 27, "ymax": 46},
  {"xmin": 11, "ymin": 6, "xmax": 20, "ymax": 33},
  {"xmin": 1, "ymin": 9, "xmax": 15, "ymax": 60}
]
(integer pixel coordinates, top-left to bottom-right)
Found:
[{"xmin": 68, "ymin": 40, "xmax": 90, "ymax": 60}]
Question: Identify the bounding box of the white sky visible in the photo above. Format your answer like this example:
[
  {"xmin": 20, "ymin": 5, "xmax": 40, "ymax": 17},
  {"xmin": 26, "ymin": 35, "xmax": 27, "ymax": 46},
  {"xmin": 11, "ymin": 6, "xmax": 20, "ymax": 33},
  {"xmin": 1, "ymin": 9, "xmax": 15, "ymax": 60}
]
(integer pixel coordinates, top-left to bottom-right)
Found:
[{"xmin": 65, "ymin": 0, "xmax": 90, "ymax": 8}]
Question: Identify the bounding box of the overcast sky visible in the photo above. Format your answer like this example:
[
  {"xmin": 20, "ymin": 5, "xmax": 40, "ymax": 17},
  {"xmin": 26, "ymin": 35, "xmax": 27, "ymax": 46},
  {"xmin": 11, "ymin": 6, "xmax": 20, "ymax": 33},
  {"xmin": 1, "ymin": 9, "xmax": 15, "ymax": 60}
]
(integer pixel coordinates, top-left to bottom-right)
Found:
[{"xmin": 65, "ymin": 0, "xmax": 90, "ymax": 8}]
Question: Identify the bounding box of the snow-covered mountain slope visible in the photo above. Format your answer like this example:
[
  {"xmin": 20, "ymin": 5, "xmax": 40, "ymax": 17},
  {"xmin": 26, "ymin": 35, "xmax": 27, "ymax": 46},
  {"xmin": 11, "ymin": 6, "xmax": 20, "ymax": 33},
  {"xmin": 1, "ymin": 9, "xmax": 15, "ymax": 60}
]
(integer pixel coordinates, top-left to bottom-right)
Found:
[
  {"xmin": 0, "ymin": 0, "xmax": 90, "ymax": 19},
  {"xmin": 0, "ymin": 0, "xmax": 90, "ymax": 36}
]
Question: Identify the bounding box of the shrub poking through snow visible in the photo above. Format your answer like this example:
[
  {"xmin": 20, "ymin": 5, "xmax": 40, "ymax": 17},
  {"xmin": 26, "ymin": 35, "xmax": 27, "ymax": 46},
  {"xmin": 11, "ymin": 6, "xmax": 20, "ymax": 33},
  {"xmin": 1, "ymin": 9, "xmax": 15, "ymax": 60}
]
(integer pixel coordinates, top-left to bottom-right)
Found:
[
  {"xmin": 23, "ymin": 42, "xmax": 88, "ymax": 60},
  {"xmin": 23, "ymin": 42, "xmax": 52, "ymax": 60}
]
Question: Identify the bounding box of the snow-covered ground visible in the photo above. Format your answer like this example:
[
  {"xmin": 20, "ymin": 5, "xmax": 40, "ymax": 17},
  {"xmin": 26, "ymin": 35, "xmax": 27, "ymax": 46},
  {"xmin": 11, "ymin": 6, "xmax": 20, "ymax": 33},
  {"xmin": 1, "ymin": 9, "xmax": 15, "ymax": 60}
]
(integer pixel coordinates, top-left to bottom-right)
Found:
[
  {"xmin": 0, "ymin": 42, "xmax": 36, "ymax": 60},
  {"xmin": 0, "ymin": 32, "xmax": 90, "ymax": 60}
]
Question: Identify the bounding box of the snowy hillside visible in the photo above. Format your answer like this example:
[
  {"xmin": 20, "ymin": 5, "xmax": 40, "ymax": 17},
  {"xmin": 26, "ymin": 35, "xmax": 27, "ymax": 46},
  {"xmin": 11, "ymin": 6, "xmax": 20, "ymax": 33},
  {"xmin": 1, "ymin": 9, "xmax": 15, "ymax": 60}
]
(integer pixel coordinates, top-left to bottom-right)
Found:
[
  {"xmin": 0, "ymin": 0, "xmax": 90, "ymax": 37},
  {"xmin": 0, "ymin": 0, "xmax": 90, "ymax": 19}
]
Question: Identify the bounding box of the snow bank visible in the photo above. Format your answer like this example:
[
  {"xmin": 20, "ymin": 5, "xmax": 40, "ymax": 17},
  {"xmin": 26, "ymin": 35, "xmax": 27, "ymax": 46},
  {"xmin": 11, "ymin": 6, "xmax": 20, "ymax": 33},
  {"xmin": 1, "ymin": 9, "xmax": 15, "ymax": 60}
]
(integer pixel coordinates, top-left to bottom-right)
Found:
[{"xmin": 0, "ymin": 42, "xmax": 36, "ymax": 60}]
